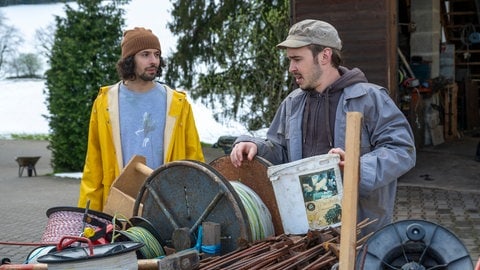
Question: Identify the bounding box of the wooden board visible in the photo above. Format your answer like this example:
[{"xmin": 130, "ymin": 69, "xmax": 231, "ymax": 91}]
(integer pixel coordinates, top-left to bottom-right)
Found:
[
  {"xmin": 444, "ymin": 83, "xmax": 459, "ymax": 140},
  {"xmin": 339, "ymin": 112, "xmax": 363, "ymax": 270}
]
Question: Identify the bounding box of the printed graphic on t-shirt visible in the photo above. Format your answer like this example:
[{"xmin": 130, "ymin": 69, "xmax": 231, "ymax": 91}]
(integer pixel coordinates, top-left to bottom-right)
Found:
[{"xmin": 135, "ymin": 112, "xmax": 156, "ymax": 147}]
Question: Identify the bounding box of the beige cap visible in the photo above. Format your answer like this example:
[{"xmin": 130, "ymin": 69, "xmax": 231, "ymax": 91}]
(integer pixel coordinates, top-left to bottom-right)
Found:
[{"xmin": 277, "ymin": 19, "xmax": 342, "ymax": 50}]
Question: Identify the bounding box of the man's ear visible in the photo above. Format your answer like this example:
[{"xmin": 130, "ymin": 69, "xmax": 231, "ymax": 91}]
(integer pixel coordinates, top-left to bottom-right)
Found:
[
  {"xmin": 319, "ymin": 48, "xmax": 332, "ymax": 63},
  {"xmin": 323, "ymin": 48, "xmax": 332, "ymax": 60}
]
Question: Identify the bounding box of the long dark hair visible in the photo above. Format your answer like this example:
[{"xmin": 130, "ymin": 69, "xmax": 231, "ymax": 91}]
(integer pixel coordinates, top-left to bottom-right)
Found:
[{"xmin": 115, "ymin": 55, "xmax": 166, "ymax": 81}]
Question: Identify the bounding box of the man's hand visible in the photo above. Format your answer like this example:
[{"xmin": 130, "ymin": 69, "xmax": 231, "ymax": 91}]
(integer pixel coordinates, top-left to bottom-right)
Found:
[
  {"xmin": 230, "ymin": 142, "xmax": 258, "ymax": 168},
  {"xmin": 328, "ymin": 147, "xmax": 345, "ymax": 169}
]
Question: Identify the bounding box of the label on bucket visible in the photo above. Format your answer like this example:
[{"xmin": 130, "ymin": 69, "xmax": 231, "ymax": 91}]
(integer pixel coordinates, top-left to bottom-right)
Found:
[{"xmin": 267, "ymin": 154, "xmax": 343, "ymax": 234}]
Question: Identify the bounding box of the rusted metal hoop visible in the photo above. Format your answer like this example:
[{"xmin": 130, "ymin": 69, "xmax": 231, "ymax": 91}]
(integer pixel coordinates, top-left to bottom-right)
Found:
[{"xmin": 209, "ymin": 155, "xmax": 284, "ymax": 235}]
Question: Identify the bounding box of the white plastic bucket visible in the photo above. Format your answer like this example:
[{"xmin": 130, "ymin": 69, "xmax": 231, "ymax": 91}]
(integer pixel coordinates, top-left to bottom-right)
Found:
[{"xmin": 267, "ymin": 154, "xmax": 343, "ymax": 234}]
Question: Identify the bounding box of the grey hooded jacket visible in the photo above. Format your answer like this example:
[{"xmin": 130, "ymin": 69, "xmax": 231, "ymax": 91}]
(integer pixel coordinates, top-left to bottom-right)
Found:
[{"xmin": 235, "ymin": 67, "xmax": 416, "ymax": 235}]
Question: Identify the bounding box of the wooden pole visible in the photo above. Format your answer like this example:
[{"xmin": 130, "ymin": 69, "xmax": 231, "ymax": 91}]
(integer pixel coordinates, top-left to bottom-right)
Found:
[
  {"xmin": 339, "ymin": 112, "xmax": 363, "ymax": 270},
  {"xmin": 0, "ymin": 258, "xmax": 191, "ymax": 270},
  {"xmin": 202, "ymin": 221, "xmax": 221, "ymax": 257}
]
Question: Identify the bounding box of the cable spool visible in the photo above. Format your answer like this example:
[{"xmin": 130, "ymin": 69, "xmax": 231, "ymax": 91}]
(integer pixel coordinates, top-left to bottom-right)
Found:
[
  {"xmin": 356, "ymin": 219, "xmax": 473, "ymax": 269},
  {"xmin": 134, "ymin": 159, "xmax": 275, "ymax": 255},
  {"xmin": 117, "ymin": 226, "xmax": 164, "ymax": 259},
  {"xmin": 209, "ymin": 155, "xmax": 284, "ymax": 235},
  {"xmin": 230, "ymin": 181, "xmax": 274, "ymax": 241},
  {"xmin": 112, "ymin": 215, "xmax": 165, "ymax": 259},
  {"xmin": 41, "ymin": 206, "xmax": 121, "ymax": 245}
]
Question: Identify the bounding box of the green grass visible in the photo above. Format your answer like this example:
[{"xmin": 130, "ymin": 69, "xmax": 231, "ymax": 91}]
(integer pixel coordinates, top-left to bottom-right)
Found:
[
  {"xmin": 201, "ymin": 141, "xmax": 213, "ymax": 147},
  {"xmin": 1, "ymin": 133, "xmax": 50, "ymax": 141}
]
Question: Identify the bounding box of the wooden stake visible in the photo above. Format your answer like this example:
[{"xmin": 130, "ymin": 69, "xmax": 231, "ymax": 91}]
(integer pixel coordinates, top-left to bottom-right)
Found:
[
  {"xmin": 202, "ymin": 222, "xmax": 221, "ymax": 257},
  {"xmin": 339, "ymin": 112, "xmax": 363, "ymax": 270}
]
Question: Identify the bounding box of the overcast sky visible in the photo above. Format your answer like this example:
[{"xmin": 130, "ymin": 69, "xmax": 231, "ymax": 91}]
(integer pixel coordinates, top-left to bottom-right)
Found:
[
  {"xmin": 0, "ymin": 1, "xmax": 177, "ymax": 57},
  {"xmin": 0, "ymin": 2, "xmax": 264, "ymax": 144}
]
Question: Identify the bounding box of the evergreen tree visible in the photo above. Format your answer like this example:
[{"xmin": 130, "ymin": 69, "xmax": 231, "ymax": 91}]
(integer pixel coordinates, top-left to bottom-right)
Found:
[
  {"xmin": 166, "ymin": 0, "xmax": 291, "ymax": 131},
  {"xmin": 45, "ymin": 0, "xmax": 129, "ymax": 172}
]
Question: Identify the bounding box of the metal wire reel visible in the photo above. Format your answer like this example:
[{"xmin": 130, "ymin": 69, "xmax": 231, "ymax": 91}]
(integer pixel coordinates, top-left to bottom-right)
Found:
[
  {"xmin": 209, "ymin": 155, "xmax": 284, "ymax": 235},
  {"xmin": 355, "ymin": 219, "xmax": 473, "ymax": 269},
  {"xmin": 133, "ymin": 160, "xmax": 251, "ymax": 255}
]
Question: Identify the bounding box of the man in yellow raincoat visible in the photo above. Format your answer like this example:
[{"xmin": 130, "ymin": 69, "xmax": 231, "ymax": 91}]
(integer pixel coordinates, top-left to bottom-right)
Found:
[{"xmin": 78, "ymin": 27, "xmax": 204, "ymax": 211}]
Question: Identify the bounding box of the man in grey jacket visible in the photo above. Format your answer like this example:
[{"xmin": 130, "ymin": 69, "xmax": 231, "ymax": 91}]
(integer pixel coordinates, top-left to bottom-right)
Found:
[{"xmin": 230, "ymin": 19, "xmax": 416, "ymax": 236}]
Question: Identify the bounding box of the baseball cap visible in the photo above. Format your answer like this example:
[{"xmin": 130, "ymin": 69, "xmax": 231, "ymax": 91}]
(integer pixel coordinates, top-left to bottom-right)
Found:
[{"xmin": 277, "ymin": 19, "xmax": 342, "ymax": 50}]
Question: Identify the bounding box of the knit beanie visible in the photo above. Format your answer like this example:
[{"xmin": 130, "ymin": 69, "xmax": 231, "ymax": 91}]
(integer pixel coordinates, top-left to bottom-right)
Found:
[{"xmin": 121, "ymin": 27, "xmax": 161, "ymax": 58}]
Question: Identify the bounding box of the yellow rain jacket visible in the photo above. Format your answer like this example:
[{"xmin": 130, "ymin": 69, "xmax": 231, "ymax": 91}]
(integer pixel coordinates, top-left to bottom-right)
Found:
[{"xmin": 78, "ymin": 82, "xmax": 205, "ymax": 211}]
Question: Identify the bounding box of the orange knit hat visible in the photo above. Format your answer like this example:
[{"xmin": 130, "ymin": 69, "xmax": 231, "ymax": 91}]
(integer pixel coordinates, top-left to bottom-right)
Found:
[{"xmin": 121, "ymin": 27, "xmax": 161, "ymax": 58}]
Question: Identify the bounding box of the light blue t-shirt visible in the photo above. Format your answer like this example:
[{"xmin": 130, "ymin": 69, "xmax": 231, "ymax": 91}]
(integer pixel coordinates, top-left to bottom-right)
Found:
[{"xmin": 119, "ymin": 82, "xmax": 166, "ymax": 169}]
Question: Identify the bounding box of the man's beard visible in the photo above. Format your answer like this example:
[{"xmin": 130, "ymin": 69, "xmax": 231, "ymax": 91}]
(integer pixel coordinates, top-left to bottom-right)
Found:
[
  {"xmin": 299, "ymin": 64, "xmax": 322, "ymax": 92},
  {"xmin": 139, "ymin": 72, "xmax": 157, "ymax": 81}
]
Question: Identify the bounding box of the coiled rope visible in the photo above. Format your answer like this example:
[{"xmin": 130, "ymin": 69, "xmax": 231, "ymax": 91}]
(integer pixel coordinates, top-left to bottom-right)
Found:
[
  {"xmin": 230, "ymin": 181, "xmax": 275, "ymax": 241},
  {"xmin": 111, "ymin": 214, "xmax": 165, "ymax": 259}
]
